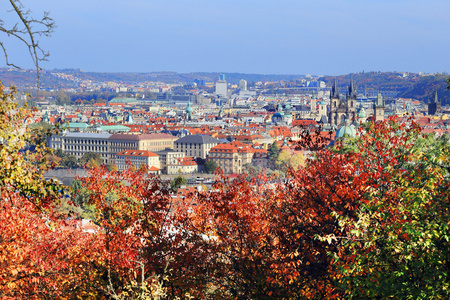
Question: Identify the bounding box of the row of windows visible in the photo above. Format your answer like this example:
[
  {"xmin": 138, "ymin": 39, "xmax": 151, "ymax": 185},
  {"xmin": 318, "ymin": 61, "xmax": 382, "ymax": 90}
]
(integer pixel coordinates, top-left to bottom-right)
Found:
[
  {"xmin": 65, "ymin": 145, "xmax": 107, "ymax": 152},
  {"xmin": 147, "ymin": 141, "xmax": 172, "ymax": 146},
  {"xmin": 176, "ymin": 143, "xmax": 216, "ymax": 149},
  {"xmin": 67, "ymin": 151, "xmax": 108, "ymax": 158},
  {"xmin": 110, "ymin": 142, "xmax": 137, "ymax": 148},
  {"xmin": 64, "ymin": 139, "xmax": 107, "ymax": 145}
]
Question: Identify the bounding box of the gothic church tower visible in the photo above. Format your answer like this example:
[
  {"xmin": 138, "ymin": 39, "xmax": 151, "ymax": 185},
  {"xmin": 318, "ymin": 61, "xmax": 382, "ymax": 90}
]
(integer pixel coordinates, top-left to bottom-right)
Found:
[{"xmin": 328, "ymin": 78, "xmax": 358, "ymax": 127}]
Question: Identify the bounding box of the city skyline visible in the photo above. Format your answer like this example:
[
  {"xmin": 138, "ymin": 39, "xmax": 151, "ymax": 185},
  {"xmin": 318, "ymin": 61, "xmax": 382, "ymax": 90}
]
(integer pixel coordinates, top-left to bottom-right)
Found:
[{"xmin": 2, "ymin": 0, "xmax": 450, "ymax": 75}]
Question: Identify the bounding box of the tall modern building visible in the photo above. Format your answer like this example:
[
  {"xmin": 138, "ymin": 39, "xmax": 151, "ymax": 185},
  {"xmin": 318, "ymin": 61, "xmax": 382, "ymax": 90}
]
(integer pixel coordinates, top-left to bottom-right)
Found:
[
  {"xmin": 239, "ymin": 79, "xmax": 247, "ymax": 91},
  {"xmin": 215, "ymin": 80, "xmax": 228, "ymax": 98}
]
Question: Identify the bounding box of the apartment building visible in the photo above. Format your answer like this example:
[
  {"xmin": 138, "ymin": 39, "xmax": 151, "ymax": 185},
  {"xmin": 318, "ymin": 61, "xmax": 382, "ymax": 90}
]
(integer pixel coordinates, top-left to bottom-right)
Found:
[
  {"xmin": 108, "ymin": 133, "xmax": 177, "ymax": 163},
  {"xmin": 50, "ymin": 132, "xmax": 112, "ymax": 163},
  {"xmin": 167, "ymin": 157, "xmax": 199, "ymax": 175},
  {"xmin": 174, "ymin": 134, "xmax": 220, "ymax": 159},
  {"xmin": 115, "ymin": 150, "xmax": 161, "ymax": 173},
  {"xmin": 208, "ymin": 141, "xmax": 253, "ymax": 174},
  {"xmin": 50, "ymin": 132, "xmax": 177, "ymax": 165},
  {"xmin": 154, "ymin": 149, "xmax": 185, "ymax": 174}
]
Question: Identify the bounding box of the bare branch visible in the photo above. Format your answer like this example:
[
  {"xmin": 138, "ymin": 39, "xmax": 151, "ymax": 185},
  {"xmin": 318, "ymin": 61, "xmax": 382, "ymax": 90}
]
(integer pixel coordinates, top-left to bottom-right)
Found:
[{"xmin": 0, "ymin": 0, "xmax": 55, "ymax": 88}]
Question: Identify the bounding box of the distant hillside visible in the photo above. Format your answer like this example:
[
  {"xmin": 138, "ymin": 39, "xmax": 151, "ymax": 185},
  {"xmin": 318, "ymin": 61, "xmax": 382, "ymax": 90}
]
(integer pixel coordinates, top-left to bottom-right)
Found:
[
  {"xmin": 319, "ymin": 72, "xmax": 450, "ymax": 106},
  {"xmin": 319, "ymin": 72, "xmax": 420, "ymax": 95},
  {"xmin": 397, "ymin": 74, "xmax": 450, "ymax": 106},
  {"xmin": 1, "ymin": 68, "xmax": 449, "ymax": 105},
  {"xmin": 189, "ymin": 72, "xmax": 305, "ymax": 84},
  {"xmin": 54, "ymin": 70, "xmax": 305, "ymax": 84},
  {"xmin": 1, "ymin": 68, "xmax": 306, "ymax": 88},
  {"xmin": 0, "ymin": 69, "xmax": 73, "ymax": 88}
]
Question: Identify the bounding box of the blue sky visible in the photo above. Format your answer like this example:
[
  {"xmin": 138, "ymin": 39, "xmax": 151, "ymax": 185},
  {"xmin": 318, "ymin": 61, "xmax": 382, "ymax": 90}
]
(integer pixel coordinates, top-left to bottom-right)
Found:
[{"xmin": 2, "ymin": 0, "xmax": 449, "ymax": 75}]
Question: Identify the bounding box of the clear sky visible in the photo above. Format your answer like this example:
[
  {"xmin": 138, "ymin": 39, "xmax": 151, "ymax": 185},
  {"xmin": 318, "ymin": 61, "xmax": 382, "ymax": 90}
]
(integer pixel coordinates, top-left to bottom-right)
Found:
[{"xmin": 2, "ymin": 0, "xmax": 449, "ymax": 75}]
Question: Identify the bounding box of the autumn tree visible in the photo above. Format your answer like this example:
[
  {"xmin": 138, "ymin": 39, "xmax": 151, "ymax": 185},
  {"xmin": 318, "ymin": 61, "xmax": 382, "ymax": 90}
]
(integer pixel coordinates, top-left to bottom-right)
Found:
[
  {"xmin": 79, "ymin": 151, "xmax": 103, "ymax": 168},
  {"xmin": 179, "ymin": 116, "xmax": 450, "ymax": 299},
  {"xmin": 181, "ymin": 174, "xmax": 286, "ymax": 298},
  {"xmin": 55, "ymin": 148, "xmax": 79, "ymax": 168},
  {"xmin": 326, "ymin": 117, "xmax": 450, "ymax": 298},
  {"xmin": 0, "ymin": 83, "xmax": 108, "ymax": 299},
  {"xmin": 274, "ymin": 149, "xmax": 290, "ymax": 173},
  {"xmin": 290, "ymin": 152, "xmax": 305, "ymax": 170},
  {"xmin": 79, "ymin": 166, "xmax": 210, "ymax": 299}
]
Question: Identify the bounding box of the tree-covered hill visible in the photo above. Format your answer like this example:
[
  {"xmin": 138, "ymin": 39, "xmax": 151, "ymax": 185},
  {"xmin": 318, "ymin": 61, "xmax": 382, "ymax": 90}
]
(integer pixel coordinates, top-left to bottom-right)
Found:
[
  {"xmin": 397, "ymin": 74, "xmax": 450, "ymax": 105},
  {"xmin": 319, "ymin": 71, "xmax": 421, "ymax": 95},
  {"xmin": 320, "ymin": 72, "xmax": 450, "ymax": 105}
]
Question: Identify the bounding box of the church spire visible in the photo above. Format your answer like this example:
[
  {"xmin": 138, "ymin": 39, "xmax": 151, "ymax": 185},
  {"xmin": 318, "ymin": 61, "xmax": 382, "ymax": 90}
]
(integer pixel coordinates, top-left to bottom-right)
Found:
[
  {"xmin": 428, "ymin": 90, "xmax": 441, "ymax": 115},
  {"xmin": 331, "ymin": 78, "xmax": 339, "ymax": 98},
  {"xmin": 433, "ymin": 90, "xmax": 439, "ymax": 103},
  {"xmin": 348, "ymin": 77, "xmax": 357, "ymax": 98}
]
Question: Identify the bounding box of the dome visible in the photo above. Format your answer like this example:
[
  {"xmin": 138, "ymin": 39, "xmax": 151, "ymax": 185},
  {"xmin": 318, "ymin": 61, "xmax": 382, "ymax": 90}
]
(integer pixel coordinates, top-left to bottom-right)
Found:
[
  {"xmin": 272, "ymin": 111, "xmax": 284, "ymax": 123},
  {"xmin": 358, "ymin": 107, "xmax": 367, "ymax": 118},
  {"xmin": 336, "ymin": 119, "xmax": 356, "ymax": 139}
]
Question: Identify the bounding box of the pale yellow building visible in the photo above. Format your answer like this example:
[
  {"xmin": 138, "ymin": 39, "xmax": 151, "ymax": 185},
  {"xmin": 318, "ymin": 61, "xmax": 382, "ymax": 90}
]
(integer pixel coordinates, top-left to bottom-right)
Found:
[
  {"xmin": 108, "ymin": 133, "xmax": 177, "ymax": 163},
  {"xmin": 115, "ymin": 150, "xmax": 161, "ymax": 173}
]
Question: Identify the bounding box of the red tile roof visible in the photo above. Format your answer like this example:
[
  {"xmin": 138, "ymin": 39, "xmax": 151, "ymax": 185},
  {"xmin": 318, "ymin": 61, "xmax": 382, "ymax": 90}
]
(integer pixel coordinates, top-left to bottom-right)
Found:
[{"xmin": 116, "ymin": 150, "xmax": 159, "ymax": 157}]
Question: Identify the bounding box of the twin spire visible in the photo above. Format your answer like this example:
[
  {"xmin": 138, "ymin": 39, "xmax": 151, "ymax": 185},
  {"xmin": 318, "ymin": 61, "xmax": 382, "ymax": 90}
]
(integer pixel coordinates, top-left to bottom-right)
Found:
[
  {"xmin": 348, "ymin": 77, "xmax": 357, "ymax": 98},
  {"xmin": 331, "ymin": 79, "xmax": 339, "ymax": 98},
  {"xmin": 330, "ymin": 77, "xmax": 357, "ymax": 99}
]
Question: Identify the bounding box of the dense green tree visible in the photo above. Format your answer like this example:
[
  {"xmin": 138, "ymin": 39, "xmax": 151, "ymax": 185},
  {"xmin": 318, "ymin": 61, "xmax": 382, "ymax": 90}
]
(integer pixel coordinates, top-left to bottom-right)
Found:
[
  {"xmin": 170, "ymin": 175, "xmax": 187, "ymax": 192},
  {"xmin": 106, "ymin": 163, "xmax": 118, "ymax": 172},
  {"xmin": 56, "ymin": 90, "xmax": 71, "ymax": 105},
  {"xmin": 204, "ymin": 160, "xmax": 218, "ymax": 174},
  {"xmin": 71, "ymin": 179, "xmax": 90, "ymax": 207},
  {"xmin": 267, "ymin": 141, "xmax": 280, "ymax": 170},
  {"xmin": 55, "ymin": 149, "xmax": 79, "ymax": 168},
  {"xmin": 79, "ymin": 152, "xmax": 102, "ymax": 168}
]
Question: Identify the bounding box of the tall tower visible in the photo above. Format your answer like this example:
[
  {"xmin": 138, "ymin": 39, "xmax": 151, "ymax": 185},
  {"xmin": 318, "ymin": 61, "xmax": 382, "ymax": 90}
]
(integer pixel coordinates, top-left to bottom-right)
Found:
[
  {"xmin": 239, "ymin": 79, "xmax": 247, "ymax": 91},
  {"xmin": 310, "ymin": 92, "xmax": 317, "ymax": 113},
  {"xmin": 373, "ymin": 93, "xmax": 385, "ymax": 122},
  {"xmin": 284, "ymin": 103, "xmax": 293, "ymax": 125},
  {"xmin": 186, "ymin": 100, "xmax": 193, "ymax": 120},
  {"xmin": 428, "ymin": 91, "xmax": 441, "ymax": 115},
  {"xmin": 346, "ymin": 78, "xmax": 357, "ymax": 122},
  {"xmin": 329, "ymin": 79, "xmax": 340, "ymax": 126}
]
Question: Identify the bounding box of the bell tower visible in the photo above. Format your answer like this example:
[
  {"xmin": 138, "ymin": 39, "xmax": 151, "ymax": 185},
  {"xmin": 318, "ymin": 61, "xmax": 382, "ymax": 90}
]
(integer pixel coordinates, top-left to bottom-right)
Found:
[{"xmin": 329, "ymin": 79, "xmax": 340, "ymax": 126}]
